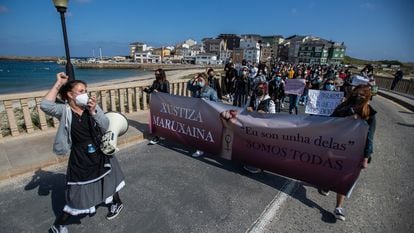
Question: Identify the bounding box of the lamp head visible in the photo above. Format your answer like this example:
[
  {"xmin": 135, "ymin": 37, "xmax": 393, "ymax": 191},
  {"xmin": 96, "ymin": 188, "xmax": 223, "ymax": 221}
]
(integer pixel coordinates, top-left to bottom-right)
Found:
[{"xmin": 52, "ymin": 0, "xmax": 68, "ymax": 13}]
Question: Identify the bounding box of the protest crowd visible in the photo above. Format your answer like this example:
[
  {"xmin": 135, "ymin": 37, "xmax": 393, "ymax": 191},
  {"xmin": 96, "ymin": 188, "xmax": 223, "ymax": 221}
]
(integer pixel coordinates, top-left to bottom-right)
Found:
[
  {"xmin": 146, "ymin": 61, "xmax": 378, "ymax": 223},
  {"xmin": 41, "ymin": 61, "xmax": 378, "ymax": 232}
]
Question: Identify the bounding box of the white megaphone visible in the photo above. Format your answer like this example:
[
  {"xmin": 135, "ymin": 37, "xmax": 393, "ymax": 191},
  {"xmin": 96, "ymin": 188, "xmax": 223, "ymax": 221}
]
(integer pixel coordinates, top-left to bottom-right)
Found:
[{"xmin": 100, "ymin": 112, "xmax": 129, "ymax": 156}]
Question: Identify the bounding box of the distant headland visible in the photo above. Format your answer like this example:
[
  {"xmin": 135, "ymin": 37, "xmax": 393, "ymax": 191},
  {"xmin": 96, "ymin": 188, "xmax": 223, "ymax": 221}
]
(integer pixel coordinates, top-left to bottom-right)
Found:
[{"xmin": 0, "ymin": 56, "xmax": 59, "ymax": 62}]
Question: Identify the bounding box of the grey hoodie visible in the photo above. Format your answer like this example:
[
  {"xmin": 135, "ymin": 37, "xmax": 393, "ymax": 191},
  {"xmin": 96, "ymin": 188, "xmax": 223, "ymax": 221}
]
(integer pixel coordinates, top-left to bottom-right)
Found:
[{"xmin": 40, "ymin": 99, "xmax": 109, "ymax": 155}]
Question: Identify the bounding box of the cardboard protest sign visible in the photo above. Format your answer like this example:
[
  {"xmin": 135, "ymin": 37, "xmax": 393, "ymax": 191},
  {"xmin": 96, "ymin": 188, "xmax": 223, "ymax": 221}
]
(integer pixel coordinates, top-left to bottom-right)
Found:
[{"xmin": 305, "ymin": 90, "xmax": 344, "ymax": 116}]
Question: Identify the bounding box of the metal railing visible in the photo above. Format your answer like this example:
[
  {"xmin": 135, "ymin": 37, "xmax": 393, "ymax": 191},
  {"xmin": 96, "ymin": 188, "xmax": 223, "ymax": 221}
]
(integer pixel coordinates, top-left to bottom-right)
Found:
[{"xmin": 375, "ymin": 76, "xmax": 414, "ymax": 95}]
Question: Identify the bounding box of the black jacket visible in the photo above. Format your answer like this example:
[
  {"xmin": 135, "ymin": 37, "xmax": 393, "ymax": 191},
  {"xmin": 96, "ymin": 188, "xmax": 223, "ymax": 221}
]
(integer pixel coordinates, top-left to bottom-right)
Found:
[{"xmin": 146, "ymin": 80, "xmax": 170, "ymax": 94}]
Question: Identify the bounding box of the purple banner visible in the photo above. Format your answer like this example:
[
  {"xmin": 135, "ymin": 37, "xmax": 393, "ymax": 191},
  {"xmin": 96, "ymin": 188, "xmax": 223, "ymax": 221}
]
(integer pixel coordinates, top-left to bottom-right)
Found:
[
  {"xmin": 285, "ymin": 79, "xmax": 306, "ymax": 95},
  {"xmin": 150, "ymin": 92, "xmax": 369, "ymax": 195}
]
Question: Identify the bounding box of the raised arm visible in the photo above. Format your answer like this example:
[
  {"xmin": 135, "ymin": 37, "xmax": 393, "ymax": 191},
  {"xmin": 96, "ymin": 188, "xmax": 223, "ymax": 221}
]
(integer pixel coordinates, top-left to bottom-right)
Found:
[{"xmin": 44, "ymin": 72, "xmax": 69, "ymax": 102}]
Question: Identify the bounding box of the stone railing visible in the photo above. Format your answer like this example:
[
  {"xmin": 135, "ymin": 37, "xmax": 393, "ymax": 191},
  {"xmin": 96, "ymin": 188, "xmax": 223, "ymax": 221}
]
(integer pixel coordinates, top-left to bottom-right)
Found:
[
  {"xmin": 0, "ymin": 77, "xmax": 205, "ymax": 140},
  {"xmin": 375, "ymin": 76, "xmax": 414, "ymax": 95}
]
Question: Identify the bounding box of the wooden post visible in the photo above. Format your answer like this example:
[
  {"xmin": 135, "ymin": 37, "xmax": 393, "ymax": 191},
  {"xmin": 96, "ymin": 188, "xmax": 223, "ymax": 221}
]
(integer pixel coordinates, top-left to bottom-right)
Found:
[
  {"xmin": 101, "ymin": 90, "xmax": 108, "ymax": 112},
  {"xmin": 135, "ymin": 87, "xmax": 141, "ymax": 111},
  {"xmin": 110, "ymin": 90, "xmax": 117, "ymax": 112},
  {"xmin": 20, "ymin": 98, "xmax": 34, "ymax": 134},
  {"xmin": 4, "ymin": 100, "xmax": 19, "ymax": 136},
  {"xmin": 127, "ymin": 88, "xmax": 133, "ymax": 113},
  {"xmin": 35, "ymin": 97, "xmax": 48, "ymax": 130},
  {"xmin": 178, "ymin": 82, "xmax": 183, "ymax": 96},
  {"xmin": 142, "ymin": 88, "xmax": 148, "ymax": 110},
  {"xmin": 119, "ymin": 89, "xmax": 126, "ymax": 113}
]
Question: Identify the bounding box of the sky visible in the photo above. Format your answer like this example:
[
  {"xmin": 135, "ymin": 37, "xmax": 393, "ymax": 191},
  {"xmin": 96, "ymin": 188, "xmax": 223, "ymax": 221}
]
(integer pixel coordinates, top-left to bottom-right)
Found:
[{"xmin": 0, "ymin": 0, "xmax": 413, "ymax": 62}]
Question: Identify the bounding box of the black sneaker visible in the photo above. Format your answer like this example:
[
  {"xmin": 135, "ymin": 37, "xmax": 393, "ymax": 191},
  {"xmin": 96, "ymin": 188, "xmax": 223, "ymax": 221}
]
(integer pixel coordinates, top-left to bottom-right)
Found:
[
  {"xmin": 149, "ymin": 137, "xmax": 160, "ymax": 145},
  {"xmin": 334, "ymin": 207, "xmax": 346, "ymax": 221},
  {"xmin": 49, "ymin": 225, "xmax": 68, "ymax": 233},
  {"xmin": 318, "ymin": 188, "xmax": 330, "ymax": 196},
  {"xmin": 106, "ymin": 203, "xmax": 124, "ymax": 220}
]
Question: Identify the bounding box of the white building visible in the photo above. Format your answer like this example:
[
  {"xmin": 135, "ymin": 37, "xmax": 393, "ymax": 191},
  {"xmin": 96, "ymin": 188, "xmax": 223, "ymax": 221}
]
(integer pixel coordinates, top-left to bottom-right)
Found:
[
  {"xmin": 129, "ymin": 42, "xmax": 147, "ymax": 58},
  {"xmin": 134, "ymin": 51, "xmax": 161, "ymax": 64},
  {"xmin": 240, "ymin": 38, "xmax": 260, "ymax": 63},
  {"xmin": 195, "ymin": 53, "xmax": 219, "ymax": 65},
  {"xmin": 219, "ymin": 50, "xmax": 232, "ymax": 63}
]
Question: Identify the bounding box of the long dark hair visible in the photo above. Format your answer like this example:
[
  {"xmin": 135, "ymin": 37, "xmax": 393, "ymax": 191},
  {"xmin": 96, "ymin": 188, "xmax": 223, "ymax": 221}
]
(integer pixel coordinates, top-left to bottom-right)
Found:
[
  {"xmin": 155, "ymin": 68, "xmax": 167, "ymax": 83},
  {"xmin": 59, "ymin": 80, "xmax": 87, "ymax": 101}
]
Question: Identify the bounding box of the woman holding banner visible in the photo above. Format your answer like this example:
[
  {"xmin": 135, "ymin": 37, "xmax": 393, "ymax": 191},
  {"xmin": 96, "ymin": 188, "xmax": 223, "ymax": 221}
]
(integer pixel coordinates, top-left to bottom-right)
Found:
[
  {"xmin": 320, "ymin": 85, "xmax": 377, "ymax": 221},
  {"xmin": 41, "ymin": 73, "xmax": 126, "ymax": 233},
  {"xmin": 187, "ymin": 73, "xmax": 219, "ymax": 157},
  {"xmin": 145, "ymin": 68, "xmax": 170, "ymax": 145}
]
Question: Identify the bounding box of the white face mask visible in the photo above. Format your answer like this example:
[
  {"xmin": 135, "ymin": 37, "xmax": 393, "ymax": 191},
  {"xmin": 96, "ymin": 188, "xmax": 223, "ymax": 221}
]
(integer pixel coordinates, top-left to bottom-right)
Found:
[{"xmin": 75, "ymin": 93, "xmax": 89, "ymax": 107}]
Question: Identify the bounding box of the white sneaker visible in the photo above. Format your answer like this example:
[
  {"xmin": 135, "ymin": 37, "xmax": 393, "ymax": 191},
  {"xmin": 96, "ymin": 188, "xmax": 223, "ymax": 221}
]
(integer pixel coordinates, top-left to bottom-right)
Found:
[
  {"xmin": 49, "ymin": 225, "xmax": 68, "ymax": 233},
  {"xmin": 149, "ymin": 137, "xmax": 160, "ymax": 145},
  {"xmin": 334, "ymin": 207, "xmax": 346, "ymax": 221},
  {"xmin": 192, "ymin": 150, "xmax": 204, "ymax": 158},
  {"xmin": 243, "ymin": 165, "xmax": 262, "ymax": 174}
]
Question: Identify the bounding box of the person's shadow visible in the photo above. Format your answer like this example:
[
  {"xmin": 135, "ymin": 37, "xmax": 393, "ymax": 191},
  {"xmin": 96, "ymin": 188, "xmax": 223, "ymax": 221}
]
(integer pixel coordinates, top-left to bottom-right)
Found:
[
  {"xmin": 156, "ymin": 140, "xmax": 337, "ymax": 223},
  {"xmin": 24, "ymin": 169, "xmax": 85, "ymax": 225}
]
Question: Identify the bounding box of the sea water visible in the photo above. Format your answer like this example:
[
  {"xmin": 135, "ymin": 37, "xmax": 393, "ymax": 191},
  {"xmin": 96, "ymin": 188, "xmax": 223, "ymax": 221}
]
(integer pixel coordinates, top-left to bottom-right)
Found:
[{"xmin": 0, "ymin": 60, "xmax": 151, "ymax": 94}]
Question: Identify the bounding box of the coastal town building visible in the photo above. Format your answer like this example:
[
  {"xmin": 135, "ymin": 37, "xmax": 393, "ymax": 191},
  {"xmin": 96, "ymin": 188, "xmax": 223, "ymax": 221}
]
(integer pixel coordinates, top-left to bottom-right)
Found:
[
  {"xmin": 260, "ymin": 44, "xmax": 273, "ymax": 62},
  {"xmin": 195, "ymin": 53, "xmax": 219, "ymax": 65},
  {"xmin": 261, "ymin": 35, "xmax": 284, "ymax": 61},
  {"xmin": 127, "ymin": 33, "xmax": 346, "ymax": 65},
  {"xmin": 240, "ymin": 36, "xmax": 260, "ymax": 63},
  {"xmin": 153, "ymin": 47, "xmax": 171, "ymax": 58},
  {"xmin": 232, "ymin": 48, "xmax": 244, "ymax": 64},
  {"xmin": 285, "ymin": 35, "xmax": 309, "ymax": 63},
  {"xmin": 134, "ymin": 51, "xmax": 161, "ymax": 64},
  {"xmin": 327, "ymin": 41, "xmax": 346, "ymax": 65},
  {"xmin": 217, "ymin": 34, "xmax": 241, "ymax": 50},
  {"xmin": 202, "ymin": 38, "xmax": 223, "ymax": 56},
  {"xmin": 297, "ymin": 38, "xmax": 346, "ymax": 64},
  {"xmin": 129, "ymin": 42, "xmax": 148, "ymax": 58},
  {"xmin": 113, "ymin": 56, "xmax": 128, "ymax": 62},
  {"xmin": 220, "ymin": 49, "xmax": 232, "ymax": 63}
]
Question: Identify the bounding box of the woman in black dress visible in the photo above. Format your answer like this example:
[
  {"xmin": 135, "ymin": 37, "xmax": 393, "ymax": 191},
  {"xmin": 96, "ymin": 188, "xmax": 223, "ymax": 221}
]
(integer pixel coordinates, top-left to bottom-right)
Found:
[{"xmin": 41, "ymin": 72, "xmax": 126, "ymax": 233}]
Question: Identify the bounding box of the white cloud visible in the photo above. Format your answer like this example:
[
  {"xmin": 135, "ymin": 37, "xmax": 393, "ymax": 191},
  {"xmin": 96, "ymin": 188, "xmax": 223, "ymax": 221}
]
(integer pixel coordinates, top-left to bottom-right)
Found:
[{"xmin": 0, "ymin": 5, "xmax": 9, "ymax": 13}]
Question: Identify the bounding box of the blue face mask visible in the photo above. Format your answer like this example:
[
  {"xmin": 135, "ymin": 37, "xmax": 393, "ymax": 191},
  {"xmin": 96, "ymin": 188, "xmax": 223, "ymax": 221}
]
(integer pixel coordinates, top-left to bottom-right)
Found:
[
  {"xmin": 275, "ymin": 76, "xmax": 281, "ymax": 81},
  {"xmin": 326, "ymin": 84, "xmax": 335, "ymax": 91}
]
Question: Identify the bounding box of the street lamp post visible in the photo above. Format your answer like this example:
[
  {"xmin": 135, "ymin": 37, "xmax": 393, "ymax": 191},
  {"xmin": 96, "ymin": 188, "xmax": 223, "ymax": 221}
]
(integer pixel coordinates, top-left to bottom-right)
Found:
[
  {"xmin": 258, "ymin": 40, "xmax": 262, "ymax": 64},
  {"xmin": 52, "ymin": 0, "xmax": 75, "ymax": 80}
]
